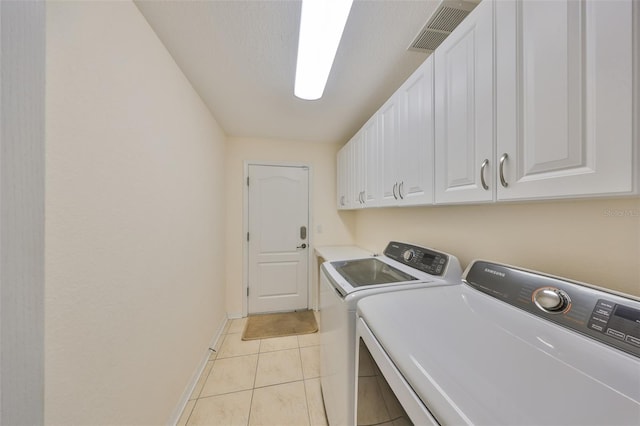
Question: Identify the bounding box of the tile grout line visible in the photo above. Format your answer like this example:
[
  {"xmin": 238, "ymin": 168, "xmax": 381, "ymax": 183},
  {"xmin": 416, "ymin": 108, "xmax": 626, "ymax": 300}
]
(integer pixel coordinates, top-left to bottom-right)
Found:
[
  {"xmin": 253, "ymin": 377, "xmax": 307, "ymax": 390},
  {"xmin": 297, "ymin": 344, "xmax": 314, "ymax": 426},
  {"xmin": 245, "ymin": 337, "xmax": 262, "ymax": 426}
]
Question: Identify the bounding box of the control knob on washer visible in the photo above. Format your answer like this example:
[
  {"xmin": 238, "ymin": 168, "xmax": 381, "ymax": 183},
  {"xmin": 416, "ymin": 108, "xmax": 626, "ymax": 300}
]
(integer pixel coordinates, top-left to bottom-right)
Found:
[
  {"xmin": 534, "ymin": 288, "xmax": 569, "ymax": 313},
  {"xmin": 403, "ymin": 249, "xmax": 415, "ymax": 262}
]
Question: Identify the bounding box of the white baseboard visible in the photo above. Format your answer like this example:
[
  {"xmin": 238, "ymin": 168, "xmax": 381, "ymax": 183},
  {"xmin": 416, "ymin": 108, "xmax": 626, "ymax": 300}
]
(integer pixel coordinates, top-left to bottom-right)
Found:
[{"xmin": 168, "ymin": 313, "xmax": 229, "ymax": 426}]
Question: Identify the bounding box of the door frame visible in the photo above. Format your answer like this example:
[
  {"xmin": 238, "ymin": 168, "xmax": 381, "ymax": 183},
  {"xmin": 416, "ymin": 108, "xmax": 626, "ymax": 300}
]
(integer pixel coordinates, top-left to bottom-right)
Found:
[{"xmin": 242, "ymin": 161, "xmax": 313, "ymax": 317}]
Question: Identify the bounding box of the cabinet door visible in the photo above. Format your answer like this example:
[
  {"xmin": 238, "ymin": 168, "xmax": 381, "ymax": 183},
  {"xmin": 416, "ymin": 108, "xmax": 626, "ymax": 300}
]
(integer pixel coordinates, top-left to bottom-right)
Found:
[
  {"xmin": 363, "ymin": 115, "xmax": 380, "ymax": 207},
  {"xmin": 346, "ymin": 139, "xmax": 359, "ymax": 208},
  {"xmin": 351, "ymin": 132, "xmax": 366, "ymax": 208},
  {"xmin": 397, "ymin": 56, "xmax": 435, "ymax": 206},
  {"xmin": 496, "ymin": 0, "xmax": 635, "ymax": 200},
  {"xmin": 338, "ymin": 142, "xmax": 355, "ymax": 210},
  {"xmin": 434, "ymin": 0, "xmax": 494, "ymax": 204},
  {"xmin": 379, "ymin": 95, "xmax": 400, "ymax": 206},
  {"xmin": 336, "ymin": 146, "xmax": 348, "ymax": 209}
]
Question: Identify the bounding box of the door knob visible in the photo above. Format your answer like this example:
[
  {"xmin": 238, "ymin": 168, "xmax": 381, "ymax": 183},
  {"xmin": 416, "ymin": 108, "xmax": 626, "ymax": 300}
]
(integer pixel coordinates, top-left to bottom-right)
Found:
[{"xmin": 297, "ymin": 243, "xmax": 307, "ymax": 249}]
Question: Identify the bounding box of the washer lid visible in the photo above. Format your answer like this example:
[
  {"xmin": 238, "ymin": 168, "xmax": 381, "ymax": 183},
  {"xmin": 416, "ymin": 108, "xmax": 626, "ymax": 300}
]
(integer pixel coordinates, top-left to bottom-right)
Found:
[{"xmin": 357, "ymin": 285, "xmax": 640, "ymax": 425}]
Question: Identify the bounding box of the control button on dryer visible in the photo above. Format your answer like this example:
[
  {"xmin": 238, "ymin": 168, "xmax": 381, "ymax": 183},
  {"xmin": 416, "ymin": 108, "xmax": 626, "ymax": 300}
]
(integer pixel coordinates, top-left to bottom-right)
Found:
[
  {"xmin": 626, "ymin": 336, "xmax": 640, "ymax": 347},
  {"xmin": 606, "ymin": 329, "xmax": 626, "ymax": 340},
  {"xmin": 596, "ymin": 300, "xmax": 615, "ymax": 309},
  {"xmin": 533, "ymin": 287, "xmax": 570, "ymax": 313},
  {"xmin": 589, "ymin": 324, "xmax": 604, "ymax": 332},
  {"xmin": 589, "ymin": 315, "xmax": 609, "ymax": 325},
  {"xmin": 594, "ymin": 308, "xmax": 611, "ymax": 317}
]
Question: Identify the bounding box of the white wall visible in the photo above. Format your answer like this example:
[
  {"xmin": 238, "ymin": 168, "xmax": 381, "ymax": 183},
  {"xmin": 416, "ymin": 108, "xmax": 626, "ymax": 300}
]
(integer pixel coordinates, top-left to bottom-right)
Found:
[
  {"xmin": 225, "ymin": 137, "xmax": 356, "ymax": 316},
  {"xmin": 0, "ymin": 1, "xmax": 45, "ymax": 424},
  {"xmin": 355, "ymin": 197, "xmax": 640, "ymax": 297},
  {"xmin": 45, "ymin": 1, "xmax": 227, "ymax": 423}
]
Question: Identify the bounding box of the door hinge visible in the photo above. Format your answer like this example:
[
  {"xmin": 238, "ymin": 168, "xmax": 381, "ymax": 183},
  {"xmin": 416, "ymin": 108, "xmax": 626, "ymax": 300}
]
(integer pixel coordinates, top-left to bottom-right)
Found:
[
  {"xmin": 247, "ymin": 232, "xmax": 250, "ymax": 242},
  {"xmin": 247, "ymin": 176, "xmax": 249, "ymax": 186}
]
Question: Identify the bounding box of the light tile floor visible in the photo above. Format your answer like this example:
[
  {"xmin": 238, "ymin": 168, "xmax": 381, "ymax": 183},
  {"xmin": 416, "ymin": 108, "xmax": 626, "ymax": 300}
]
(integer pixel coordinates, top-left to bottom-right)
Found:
[{"xmin": 177, "ymin": 317, "xmax": 327, "ymax": 426}]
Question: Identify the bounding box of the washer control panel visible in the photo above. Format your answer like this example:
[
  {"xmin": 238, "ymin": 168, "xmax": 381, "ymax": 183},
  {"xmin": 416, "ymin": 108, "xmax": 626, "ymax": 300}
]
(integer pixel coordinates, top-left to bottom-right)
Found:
[
  {"xmin": 463, "ymin": 260, "xmax": 640, "ymax": 358},
  {"xmin": 384, "ymin": 241, "xmax": 448, "ymax": 276}
]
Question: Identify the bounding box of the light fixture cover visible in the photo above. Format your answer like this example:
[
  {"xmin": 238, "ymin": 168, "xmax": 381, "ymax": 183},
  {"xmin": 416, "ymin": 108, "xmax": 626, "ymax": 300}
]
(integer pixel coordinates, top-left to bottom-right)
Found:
[{"xmin": 294, "ymin": 0, "xmax": 354, "ymax": 100}]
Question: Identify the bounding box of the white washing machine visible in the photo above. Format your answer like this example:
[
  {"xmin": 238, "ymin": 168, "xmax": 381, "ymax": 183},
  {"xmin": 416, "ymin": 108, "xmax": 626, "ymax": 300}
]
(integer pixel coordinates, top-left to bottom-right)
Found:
[
  {"xmin": 356, "ymin": 260, "xmax": 640, "ymax": 425},
  {"xmin": 319, "ymin": 241, "xmax": 462, "ymax": 426}
]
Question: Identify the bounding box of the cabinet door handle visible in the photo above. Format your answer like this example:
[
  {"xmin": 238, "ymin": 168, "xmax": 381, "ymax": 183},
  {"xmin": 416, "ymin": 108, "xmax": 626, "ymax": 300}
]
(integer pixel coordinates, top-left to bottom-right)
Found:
[
  {"xmin": 340, "ymin": 195, "xmax": 344, "ymax": 206},
  {"xmin": 361, "ymin": 191, "xmax": 366, "ymax": 204},
  {"xmin": 499, "ymin": 153, "xmax": 509, "ymax": 188},
  {"xmin": 392, "ymin": 183, "xmax": 398, "ymax": 200},
  {"xmin": 399, "ymin": 181, "xmax": 404, "ymax": 199},
  {"xmin": 480, "ymin": 159, "xmax": 489, "ymax": 190},
  {"xmin": 359, "ymin": 191, "xmax": 363, "ymax": 204}
]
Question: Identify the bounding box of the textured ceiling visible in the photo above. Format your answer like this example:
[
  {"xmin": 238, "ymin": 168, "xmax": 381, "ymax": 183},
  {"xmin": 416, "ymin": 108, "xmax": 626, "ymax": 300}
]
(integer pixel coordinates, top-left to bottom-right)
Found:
[{"xmin": 134, "ymin": 0, "xmax": 441, "ymax": 144}]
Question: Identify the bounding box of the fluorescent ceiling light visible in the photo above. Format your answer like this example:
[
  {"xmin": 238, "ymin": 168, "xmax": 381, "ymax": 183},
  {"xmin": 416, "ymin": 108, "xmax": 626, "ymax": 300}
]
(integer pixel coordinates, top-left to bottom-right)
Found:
[{"xmin": 294, "ymin": 0, "xmax": 354, "ymax": 100}]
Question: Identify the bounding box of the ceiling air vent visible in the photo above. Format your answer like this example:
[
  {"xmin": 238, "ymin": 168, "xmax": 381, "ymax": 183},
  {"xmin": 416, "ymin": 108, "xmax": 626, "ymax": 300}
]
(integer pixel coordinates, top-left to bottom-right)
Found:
[{"xmin": 408, "ymin": 0, "xmax": 479, "ymax": 53}]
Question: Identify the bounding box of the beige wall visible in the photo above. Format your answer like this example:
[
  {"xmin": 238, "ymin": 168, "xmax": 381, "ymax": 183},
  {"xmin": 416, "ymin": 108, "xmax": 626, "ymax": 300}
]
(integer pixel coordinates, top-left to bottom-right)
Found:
[
  {"xmin": 225, "ymin": 137, "xmax": 357, "ymax": 316},
  {"xmin": 355, "ymin": 197, "xmax": 640, "ymax": 297},
  {"xmin": 45, "ymin": 2, "xmax": 227, "ymax": 424}
]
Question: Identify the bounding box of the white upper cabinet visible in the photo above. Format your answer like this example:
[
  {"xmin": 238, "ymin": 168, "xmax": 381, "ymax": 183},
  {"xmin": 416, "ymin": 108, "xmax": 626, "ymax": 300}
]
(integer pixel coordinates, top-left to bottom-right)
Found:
[
  {"xmin": 336, "ymin": 144, "xmax": 347, "ymax": 209},
  {"xmin": 495, "ymin": 0, "xmax": 637, "ymax": 200},
  {"xmin": 339, "ymin": 0, "xmax": 637, "ymax": 210},
  {"xmin": 380, "ymin": 57, "xmax": 435, "ymax": 207},
  {"xmin": 434, "ymin": 0, "xmax": 495, "ymax": 204},
  {"xmin": 379, "ymin": 94, "xmax": 400, "ymax": 206},
  {"xmin": 337, "ymin": 143, "xmax": 353, "ymax": 210},
  {"xmin": 337, "ymin": 117, "xmax": 380, "ymax": 210},
  {"xmin": 338, "ymin": 56, "xmax": 437, "ymax": 209},
  {"xmin": 362, "ymin": 115, "xmax": 380, "ymax": 207},
  {"xmin": 350, "ymin": 131, "xmax": 365, "ymax": 208},
  {"xmin": 397, "ymin": 55, "xmax": 435, "ymax": 205}
]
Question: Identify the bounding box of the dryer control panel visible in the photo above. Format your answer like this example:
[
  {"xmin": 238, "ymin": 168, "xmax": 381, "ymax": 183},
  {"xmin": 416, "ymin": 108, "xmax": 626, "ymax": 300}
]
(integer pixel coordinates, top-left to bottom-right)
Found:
[
  {"xmin": 463, "ymin": 260, "xmax": 640, "ymax": 358},
  {"xmin": 588, "ymin": 300, "xmax": 640, "ymax": 348},
  {"xmin": 384, "ymin": 241, "xmax": 448, "ymax": 276}
]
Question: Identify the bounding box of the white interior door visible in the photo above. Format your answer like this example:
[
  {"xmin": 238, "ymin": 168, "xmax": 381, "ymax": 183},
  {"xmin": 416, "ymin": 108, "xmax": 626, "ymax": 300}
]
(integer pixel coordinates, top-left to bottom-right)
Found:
[{"xmin": 247, "ymin": 165, "xmax": 309, "ymax": 314}]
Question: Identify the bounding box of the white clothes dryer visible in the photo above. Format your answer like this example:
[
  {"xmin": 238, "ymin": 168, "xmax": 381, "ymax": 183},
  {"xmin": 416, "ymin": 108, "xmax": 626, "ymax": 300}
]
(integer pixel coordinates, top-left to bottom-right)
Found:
[{"xmin": 356, "ymin": 260, "xmax": 640, "ymax": 425}]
